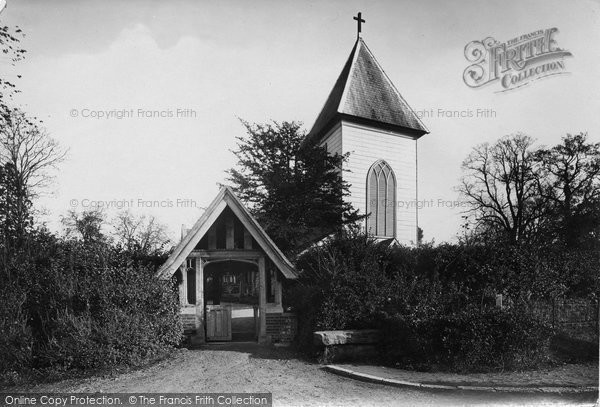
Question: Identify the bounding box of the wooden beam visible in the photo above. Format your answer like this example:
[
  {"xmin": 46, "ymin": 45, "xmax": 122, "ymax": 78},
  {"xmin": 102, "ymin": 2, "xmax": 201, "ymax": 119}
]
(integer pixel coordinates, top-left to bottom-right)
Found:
[
  {"xmin": 208, "ymin": 226, "xmax": 217, "ymax": 250},
  {"xmin": 158, "ymin": 188, "xmax": 296, "ymax": 280},
  {"xmin": 181, "ymin": 224, "xmax": 188, "ymax": 241},
  {"xmin": 157, "ymin": 195, "xmax": 227, "ymax": 278},
  {"xmin": 190, "ymin": 250, "xmax": 263, "ymax": 260},
  {"xmin": 243, "ymin": 229, "xmax": 252, "ymax": 250},
  {"xmin": 225, "ymin": 194, "xmax": 297, "ymax": 279},
  {"xmin": 254, "ymin": 306, "xmax": 259, "ymax": 341},
  {"xmin": 192, "ymin": 258, "xmax": 205, "ymax": 344},
  {"xmin": 181, "ymin": 264, "xmax": 188, "ymax": 306},
  {"xmin": 258, "ymin": 256, "xmax": 267, "ymax": 343},
  {"xmin": 274, "ymin": 273, "xmax": 282, "ymax": 306},
  {"xmin": 225, "ymin": 216, "xmax": 234, "ymax": 249}
]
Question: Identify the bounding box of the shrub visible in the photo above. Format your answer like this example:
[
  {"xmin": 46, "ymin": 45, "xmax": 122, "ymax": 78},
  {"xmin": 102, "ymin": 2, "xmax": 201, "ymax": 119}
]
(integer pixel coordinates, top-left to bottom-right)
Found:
[
  {"xmin": 380, "ymin": 307, "xmax": 554, "ymax": 372},
  {"xmin": 289, "ymin": 231, "xmax": 431, "ymax": 351},
  {"xmin": 0, "ymin": 230, "xmax": 182, "ymax": 377},
  {"xmin": 0, "ymin": 280, "xmax": 33, "ymax": 373},
  {"xmin": 289, "ymin": 230, "xmax": 575, "ymax": 371},
  {"xmin": 289, "ymin": 229, "xmax": 433, "ymax": 350},
  {"xmin": 286, "ymin": 284, "xmax": 322, "ymax": 353},
  {"xmin": 32, "ymin": 251, "xmax": 183, "ymax": 370}
]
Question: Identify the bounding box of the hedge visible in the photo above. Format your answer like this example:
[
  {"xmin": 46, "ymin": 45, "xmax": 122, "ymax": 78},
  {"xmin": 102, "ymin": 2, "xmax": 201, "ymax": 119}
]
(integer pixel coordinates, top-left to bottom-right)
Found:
[
  {"xmin": 0, "ymin": 232, "xmax": 182, "ymax": 382},
  {"xmin": 288, "ymin": 229, "xmax": 593, "ymax": 371}
]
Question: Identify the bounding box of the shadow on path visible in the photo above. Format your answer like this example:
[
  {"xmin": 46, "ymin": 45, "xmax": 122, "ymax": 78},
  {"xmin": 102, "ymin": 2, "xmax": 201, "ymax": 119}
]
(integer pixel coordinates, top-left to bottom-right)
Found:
[{"xmin": 189, "ymin": 341, "xmax": 312, "ymax": 362}]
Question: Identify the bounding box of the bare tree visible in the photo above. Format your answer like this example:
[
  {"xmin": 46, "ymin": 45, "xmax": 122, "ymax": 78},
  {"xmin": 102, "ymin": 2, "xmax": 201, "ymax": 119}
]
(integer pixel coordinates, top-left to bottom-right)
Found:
[
  {"xmin": 459, "ymin": 134, "xmax": 544, "ymax": 243},
  {"xmin": 0, "ymin": 109, "xmax": 67, "ymax": 195},
  {"xmin": 112, "ymin": 210, "xmax": 169, "ymax": 254},
  {"xmin": 0, "ymin": 109, "xmax": 66, "ymax": 250}
]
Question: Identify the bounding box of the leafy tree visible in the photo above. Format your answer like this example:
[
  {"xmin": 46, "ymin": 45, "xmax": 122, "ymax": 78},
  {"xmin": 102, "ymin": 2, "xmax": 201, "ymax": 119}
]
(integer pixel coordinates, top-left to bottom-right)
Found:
[
  {"xmin": 534, "ymin": 133, "xmax": 600, "ymax": 249},
  {"xmin": 0, "ymin": 162, "xmax": 31, "ymax": 255},
  {"xmin": 112, "ymin": 210, "xmax": 170, "ymax": 256},
  {"xmin": 416, "ymin": 226, "xmax": 424, "ymax": 246},
  {"xmin": 458, "ymin": 134, "xmax": 544, "ymax": 244},
  {"xmin": 61, "ymin": 209, "xmax": 106, "ymax": 245},
  {"xmin": 227, "ymin": 120, "xmax": 361, "ymax": 253}
]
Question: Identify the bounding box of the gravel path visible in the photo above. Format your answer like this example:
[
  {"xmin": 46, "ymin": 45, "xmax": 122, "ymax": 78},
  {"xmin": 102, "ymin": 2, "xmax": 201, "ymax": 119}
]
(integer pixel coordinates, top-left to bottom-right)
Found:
[{"xmin": 6, "ymin": 343, "xmax": 597, "ymax": 407}]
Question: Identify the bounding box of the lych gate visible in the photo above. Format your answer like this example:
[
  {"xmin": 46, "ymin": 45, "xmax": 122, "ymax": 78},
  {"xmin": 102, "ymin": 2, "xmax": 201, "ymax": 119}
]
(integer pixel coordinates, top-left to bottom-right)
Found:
[
  {"xmin": 158, "ymin": 21, "xmax": 431, "ymax": 343},
  {"xmin": 158, "ymin": 187, "xmax": 297, "ymax": 344}
]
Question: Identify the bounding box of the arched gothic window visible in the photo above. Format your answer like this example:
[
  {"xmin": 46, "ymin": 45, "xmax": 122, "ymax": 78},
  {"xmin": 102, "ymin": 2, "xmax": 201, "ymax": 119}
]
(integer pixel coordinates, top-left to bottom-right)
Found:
[{"xmin": 366, "ymin": 160, "xmax": 396, "ymax": 237}]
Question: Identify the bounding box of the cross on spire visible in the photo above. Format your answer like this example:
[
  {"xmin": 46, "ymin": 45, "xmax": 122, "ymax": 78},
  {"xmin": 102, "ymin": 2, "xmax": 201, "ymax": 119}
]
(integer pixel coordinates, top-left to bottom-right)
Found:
[{"xmin": 353, "ymin": 12, "xmax": 365, "ymax": 38}]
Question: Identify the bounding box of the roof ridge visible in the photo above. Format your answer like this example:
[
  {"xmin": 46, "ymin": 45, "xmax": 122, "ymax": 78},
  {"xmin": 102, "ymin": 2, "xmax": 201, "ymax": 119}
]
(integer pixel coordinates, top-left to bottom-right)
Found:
[
  {"xmin": 305, "ymin": 40, "xmax": 359, "ymax": 143},
  {"xmin": 337, "ymin": 38, "xmax": 362, "ymax": 114}
]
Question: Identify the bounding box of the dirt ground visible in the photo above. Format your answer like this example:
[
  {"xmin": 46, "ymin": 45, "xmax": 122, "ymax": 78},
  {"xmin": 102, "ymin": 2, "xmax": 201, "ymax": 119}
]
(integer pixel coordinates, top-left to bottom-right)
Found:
[{"xmin": 5, "ymin": 343, "xmax": 597, "ymax": 407}]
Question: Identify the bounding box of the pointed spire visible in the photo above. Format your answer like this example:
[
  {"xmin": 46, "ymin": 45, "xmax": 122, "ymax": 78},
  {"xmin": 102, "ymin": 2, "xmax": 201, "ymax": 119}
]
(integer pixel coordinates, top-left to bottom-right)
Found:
[{"xmin": 307, "ymin": 38, "xmax": 428, "ymax": 142}]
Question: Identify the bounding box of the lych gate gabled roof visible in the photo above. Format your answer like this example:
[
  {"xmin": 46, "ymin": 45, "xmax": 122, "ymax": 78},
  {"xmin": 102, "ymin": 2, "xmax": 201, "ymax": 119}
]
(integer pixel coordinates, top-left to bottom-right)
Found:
[
  {"xmin": 157, "ymin": 187, "xmax": 297, "ymax": 280},
  {"xmin": 307, "ymin": 38, "xmax": 428, "ymax": 143}
]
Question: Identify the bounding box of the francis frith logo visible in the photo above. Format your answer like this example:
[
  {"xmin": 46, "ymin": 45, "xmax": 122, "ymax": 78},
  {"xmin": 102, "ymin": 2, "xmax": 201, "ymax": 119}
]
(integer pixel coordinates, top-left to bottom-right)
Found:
[{"xmin": 463, "ymin": 28, "xmax": 572, "ymax": 92}]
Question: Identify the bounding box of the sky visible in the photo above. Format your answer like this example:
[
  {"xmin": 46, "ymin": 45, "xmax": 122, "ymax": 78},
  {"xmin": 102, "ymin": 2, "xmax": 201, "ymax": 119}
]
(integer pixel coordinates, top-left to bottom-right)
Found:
[{"xmin": 2, "ymin": 0, "xmax": 599, "ymax": 244}]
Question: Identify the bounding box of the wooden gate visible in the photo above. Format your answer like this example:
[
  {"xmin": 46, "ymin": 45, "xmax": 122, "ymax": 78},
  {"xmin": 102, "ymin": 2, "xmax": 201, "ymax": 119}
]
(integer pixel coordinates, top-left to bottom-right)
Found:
[{"xmin": 206, "ymin": 305, "xmax": 232, "ymax": 341}]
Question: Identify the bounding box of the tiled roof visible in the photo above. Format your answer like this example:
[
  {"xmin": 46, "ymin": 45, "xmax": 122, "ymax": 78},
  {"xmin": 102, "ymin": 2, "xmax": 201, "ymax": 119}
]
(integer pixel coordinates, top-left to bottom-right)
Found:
[
  {"xmin": 157, "ymin": 187, "xmax": 297, "ymax": 280},
  {"xmin": 307, "ymin": 38, "xmax": 428, "ymax": 142}
]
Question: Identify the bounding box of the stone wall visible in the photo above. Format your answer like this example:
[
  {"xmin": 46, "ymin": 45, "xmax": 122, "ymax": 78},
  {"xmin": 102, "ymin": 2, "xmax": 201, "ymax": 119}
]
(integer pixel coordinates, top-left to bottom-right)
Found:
[
  {"xmin": 266, "ymin": 312, "xmax": 297, "ymax": 343},
  {"xmin": 531, "ymin": 298, "xmax": 598, "ymax": 342},
  {"xmin": 313, "ymin": 330, "xmax": 381, "ymax": 363}
]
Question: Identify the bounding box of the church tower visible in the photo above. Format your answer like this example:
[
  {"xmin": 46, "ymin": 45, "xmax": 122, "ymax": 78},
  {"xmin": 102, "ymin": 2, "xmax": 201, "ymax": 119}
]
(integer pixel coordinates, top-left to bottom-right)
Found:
[{"xmin": 306, "ymin": 30, "xmax": 428, "ymax": 245}]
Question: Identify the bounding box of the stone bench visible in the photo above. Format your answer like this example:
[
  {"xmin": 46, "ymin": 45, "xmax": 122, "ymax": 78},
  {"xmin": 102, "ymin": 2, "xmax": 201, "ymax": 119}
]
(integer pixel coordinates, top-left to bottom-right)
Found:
[{"xmin": 313, "ymin": 329, "xmax": 381, "ymax": 363}]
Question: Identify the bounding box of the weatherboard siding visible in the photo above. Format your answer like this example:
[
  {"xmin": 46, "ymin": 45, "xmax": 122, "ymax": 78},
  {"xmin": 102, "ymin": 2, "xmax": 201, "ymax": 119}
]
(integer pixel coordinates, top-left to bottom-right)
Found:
[
  {"xmin": 319, "ymin": 122, "xmax": 343, "ymax": 156},
  {"xmin": 340, "ymin": 121, "xmax": 418, "ymax": 245}
]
